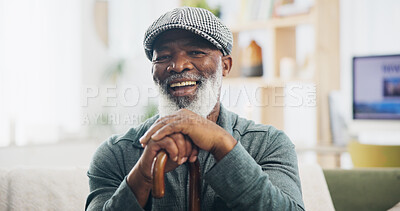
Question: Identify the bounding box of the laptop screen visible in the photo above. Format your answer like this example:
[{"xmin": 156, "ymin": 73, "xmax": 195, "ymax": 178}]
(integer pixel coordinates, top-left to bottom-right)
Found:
[{"xmin": 353, "ymin": 54, "xmax": 400, "ymax": 119}]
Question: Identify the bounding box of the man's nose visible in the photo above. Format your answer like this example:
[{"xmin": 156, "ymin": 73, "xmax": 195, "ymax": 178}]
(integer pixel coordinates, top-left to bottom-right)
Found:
[{"xmin": 167, "ymin": 54, "xmax": 193, "ymax": 73}]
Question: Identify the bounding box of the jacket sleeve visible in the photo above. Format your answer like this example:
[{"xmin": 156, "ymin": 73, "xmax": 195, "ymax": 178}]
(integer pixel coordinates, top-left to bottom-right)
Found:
[
  {"xmin": 203, "ymin": 130, "xmax": 305, "ymax": 211},
  {"xmin": 85, "ymin": 139, "xmax": 146, "ymax": 211}
]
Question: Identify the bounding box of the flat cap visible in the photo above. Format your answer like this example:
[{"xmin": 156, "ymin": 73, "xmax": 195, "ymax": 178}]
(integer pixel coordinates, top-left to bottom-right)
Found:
[{"xmin": 143, "ymin": 6, "xmax": 233, "ymax": 61}]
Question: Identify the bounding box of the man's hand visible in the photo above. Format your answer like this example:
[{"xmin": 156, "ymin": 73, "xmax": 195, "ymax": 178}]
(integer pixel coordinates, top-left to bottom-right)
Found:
[
  {"xmin": 127, "ymin": 109, "xmax": 237, "ymax": 207},
  {"xmin": 138, "ymin": 133, "xmax": 199, "ymax": 179},
  {"xmin": 127, "ymin": 132, "xmax": 198, "ymax": 207},
  {"xmin": 139, "ymin": 109, "xmax": 237, "ymax": 161}
]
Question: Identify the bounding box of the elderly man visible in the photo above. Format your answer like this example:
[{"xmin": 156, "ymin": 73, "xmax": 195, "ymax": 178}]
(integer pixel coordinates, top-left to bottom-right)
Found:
[{"xmin": 86, "ymin": 7, "xmax": 304, "ymax": 211}]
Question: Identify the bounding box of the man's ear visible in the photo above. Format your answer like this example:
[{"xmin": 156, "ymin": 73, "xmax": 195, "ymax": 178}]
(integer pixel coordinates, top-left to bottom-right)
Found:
[{"xmin": 221, "ymin": 55, "xmax": 232, "ymax": 77}]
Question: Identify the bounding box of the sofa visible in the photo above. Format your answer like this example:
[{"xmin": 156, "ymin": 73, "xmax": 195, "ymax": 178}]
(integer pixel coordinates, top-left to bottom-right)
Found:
[
  {"xmin": 0, "ymin": 165, "xmax": 399, "ymax": 211},
  {"xmin": 0, "ymin": 167, "xmax": 89, "ymax": 211},
  {"xmin": 324, "ymin": 168, "xmax": 400, "ymax": 211}
]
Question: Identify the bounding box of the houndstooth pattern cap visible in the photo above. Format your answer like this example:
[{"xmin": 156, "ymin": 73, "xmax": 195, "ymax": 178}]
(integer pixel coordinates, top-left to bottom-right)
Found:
[{"xmin": 143, "ymin": 7, "xmax": 233, "ymax": 61}]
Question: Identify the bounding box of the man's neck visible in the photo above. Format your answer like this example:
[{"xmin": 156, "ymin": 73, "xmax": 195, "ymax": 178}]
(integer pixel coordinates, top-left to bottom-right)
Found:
[{"xmin": 206, "ymin": 101, "xmax": 220, "ymax": 123}]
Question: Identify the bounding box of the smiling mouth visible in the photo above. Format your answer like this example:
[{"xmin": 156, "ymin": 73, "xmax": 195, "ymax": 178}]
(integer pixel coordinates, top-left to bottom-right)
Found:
[
  {"xmin": 170, "ymin": 81, "xmax": 197, "ymax": 88},
  {"xmin": 168, "ymin": 80, "xmax": 199, "ymax": 96}
]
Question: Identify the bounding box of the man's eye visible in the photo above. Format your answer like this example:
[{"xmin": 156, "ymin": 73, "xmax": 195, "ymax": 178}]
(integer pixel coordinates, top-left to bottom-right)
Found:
[
  {"xmin": 189, "ymin": 51, "xmax": 205, "ymax": 56},
  {"xmin": 154, "ymin": 55, "xmax": 170, "ymax": 62}
]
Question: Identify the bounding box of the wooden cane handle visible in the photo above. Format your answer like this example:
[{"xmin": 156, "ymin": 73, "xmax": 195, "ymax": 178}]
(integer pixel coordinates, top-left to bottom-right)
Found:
[{"xmin": 152, "ymin": 150, "xmax": 168, "ymax": 198}]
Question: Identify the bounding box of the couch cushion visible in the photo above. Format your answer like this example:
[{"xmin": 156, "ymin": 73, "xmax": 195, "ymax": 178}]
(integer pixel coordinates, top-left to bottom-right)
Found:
[
  {"xmin": 299, "ymin": 164, "xmax": 335, "ymax": 211},
  {"xmin": 0, "ymin": 165, "xmax": 335, "ymax": 210},
  {"xmin": 324, "ymin": 168, "xmax": 400, "ymax": 211},
  {"xmin": 0, "ymin": 167, "xmax": 88, "ymax": 211},
  {"xmin": 0, "ymin": 169, "xmax": 8, "ymax": 211}
]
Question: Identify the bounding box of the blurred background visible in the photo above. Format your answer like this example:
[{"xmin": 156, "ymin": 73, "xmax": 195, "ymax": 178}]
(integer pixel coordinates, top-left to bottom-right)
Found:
[{"xmin": 0, "ymin": 0, "xmax": 400, "ymax": 169}]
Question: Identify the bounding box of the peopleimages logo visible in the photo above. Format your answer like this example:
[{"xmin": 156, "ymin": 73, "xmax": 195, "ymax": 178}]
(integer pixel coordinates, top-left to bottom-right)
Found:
[
  {"xmin": 81, "ymin": 113, "xmax": 154, "ymax": 126},
  {"xmin": 220, "ymin": 84, "xmax": 316, "ymax": 107},
  {"xmin": 80, "ymin": 83, "xmax": 317, "ymax": 125},
  {"xmin": 81, "ymin": 84, "xmax": 317, "ymax": 108},
  {"xmin": 81, "ymin": 85, "xmax": 159, "ymax": 107}
]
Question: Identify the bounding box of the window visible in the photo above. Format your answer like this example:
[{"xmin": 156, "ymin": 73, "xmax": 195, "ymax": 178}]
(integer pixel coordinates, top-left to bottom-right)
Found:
[{"xmin": 0, "ymin": 0, "xmax": 81, "ymax": 146}]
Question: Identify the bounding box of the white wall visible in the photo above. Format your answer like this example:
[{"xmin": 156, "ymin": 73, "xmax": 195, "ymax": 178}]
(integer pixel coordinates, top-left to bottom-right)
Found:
[
  {"xmin": 0, "ymin": 0, "xmax": 182, "ymax": 167},
  {"xmin": 0, "ymin": 0, "xmax": 82, "ymax": 146}
]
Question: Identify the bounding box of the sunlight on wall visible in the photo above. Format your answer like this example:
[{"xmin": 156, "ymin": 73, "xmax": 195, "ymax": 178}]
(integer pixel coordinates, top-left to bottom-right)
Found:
[
  {"xmin": 0, "ymin": 0, "xmax": 81, "ymax": 146},
  {"xmin": 0, "ymin": 0, "xmax": 182, "ymax": 146}
]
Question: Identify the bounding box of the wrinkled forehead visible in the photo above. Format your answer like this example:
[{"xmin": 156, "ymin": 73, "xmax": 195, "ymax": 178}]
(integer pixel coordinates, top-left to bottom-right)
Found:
[{"xmin": 153, "ymin": 29, "xmax": 219, "ymax": 52}]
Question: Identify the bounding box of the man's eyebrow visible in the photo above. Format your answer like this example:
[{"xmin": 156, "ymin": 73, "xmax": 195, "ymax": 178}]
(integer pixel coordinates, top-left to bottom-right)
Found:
[
  {"xmin": 153, "ymin": 39, "xmax": 215, "ymax": 51},
  {"xmin": 153, "ymin": 45, "xmax": 170, "ymax": 52},
  {"xmin": 183, "ymin": 40, "xmax": 214, "ymax": 49}
]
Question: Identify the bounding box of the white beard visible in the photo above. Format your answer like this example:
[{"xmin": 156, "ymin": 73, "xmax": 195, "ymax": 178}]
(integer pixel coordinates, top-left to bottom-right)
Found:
[{"xmin": 155, "ymin": 62, "xmax": 223, "ymax": 118}]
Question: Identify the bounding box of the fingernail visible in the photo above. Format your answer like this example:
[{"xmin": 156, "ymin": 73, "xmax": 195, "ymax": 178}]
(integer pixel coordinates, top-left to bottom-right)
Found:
[
  {"xmin": 189, "ymin": 156, "xmax": 197, "ymax": 163},
  {"xmin": 173, "ymin": 156, "xmax": 178, "ymax": 162},
  {"xmin": 180, "ymin": 157, "xmax": 187, "ymax": 164}
]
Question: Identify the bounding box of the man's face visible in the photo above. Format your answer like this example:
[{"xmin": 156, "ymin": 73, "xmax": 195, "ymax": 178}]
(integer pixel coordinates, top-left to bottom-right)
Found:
[{"xmin": 152, "ymin": 29, "xmax": 225, "ymax": 117}]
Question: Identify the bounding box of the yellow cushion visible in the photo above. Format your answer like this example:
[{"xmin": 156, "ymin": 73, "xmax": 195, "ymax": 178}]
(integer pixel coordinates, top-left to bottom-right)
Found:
[{"xmin": 348, "ymin": 141, "xmax": 400, "ymax": 167}]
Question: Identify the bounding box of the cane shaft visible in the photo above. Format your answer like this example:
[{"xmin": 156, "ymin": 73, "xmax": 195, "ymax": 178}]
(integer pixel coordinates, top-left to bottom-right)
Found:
[
  {"xmin": 189, "ymin": 160, "xmax": 201, "ymax": 211},
  {"xmin": 152, "ymin": 150, "xmax": 201, "ymax": 211}
]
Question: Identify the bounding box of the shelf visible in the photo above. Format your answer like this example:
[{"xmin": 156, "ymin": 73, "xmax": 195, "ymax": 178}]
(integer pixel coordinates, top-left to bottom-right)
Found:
[
  {"xmin": 229, "ymin": 13, "xmax": 314, "ymax": 33},
  {"xmin": 296, "ymin": 144, "xmax": 347, "ymax": 154},
  {"xmin": 224, "ymin": 0, "xmax": 340, "ymax": 147}
]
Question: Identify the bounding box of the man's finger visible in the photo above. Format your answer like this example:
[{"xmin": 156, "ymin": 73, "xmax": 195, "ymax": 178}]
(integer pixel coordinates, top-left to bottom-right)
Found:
[
  {"xmin": 140, "ymin": 119, "xmax": 169, "ymax": 145},
  {"xmin": 154, "ymin": 136, "xmax": 179, "ymax": 162},
  {"xmin": 184, "ymin": 137, "xmax": 192, "ymax": 157},
  {"xmin": 189, "ymin": 146, "xmax": 199, "ymax": 163},
  {"xmin": 169, "ymin": 133, "xmax": 187, "ymax": 165},
  {"xmin": 140, "ymin": 116, "xmax": 180, "ymax": 145},
  {"xmin": 151, "ymin": 120, "xmax": 189, "ymax": 141}
]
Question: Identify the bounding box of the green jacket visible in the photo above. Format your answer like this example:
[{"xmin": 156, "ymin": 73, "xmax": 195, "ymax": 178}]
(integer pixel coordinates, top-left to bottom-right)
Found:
[{"xmin": 86, "ymin": 105, "xmax": 304, "ymax": 210}]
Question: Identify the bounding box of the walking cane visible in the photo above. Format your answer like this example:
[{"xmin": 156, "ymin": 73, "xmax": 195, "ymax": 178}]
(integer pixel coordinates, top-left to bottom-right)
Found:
[{"xmin": 152, "ymin": 150, "xmax": 201, "ymax": 211}]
